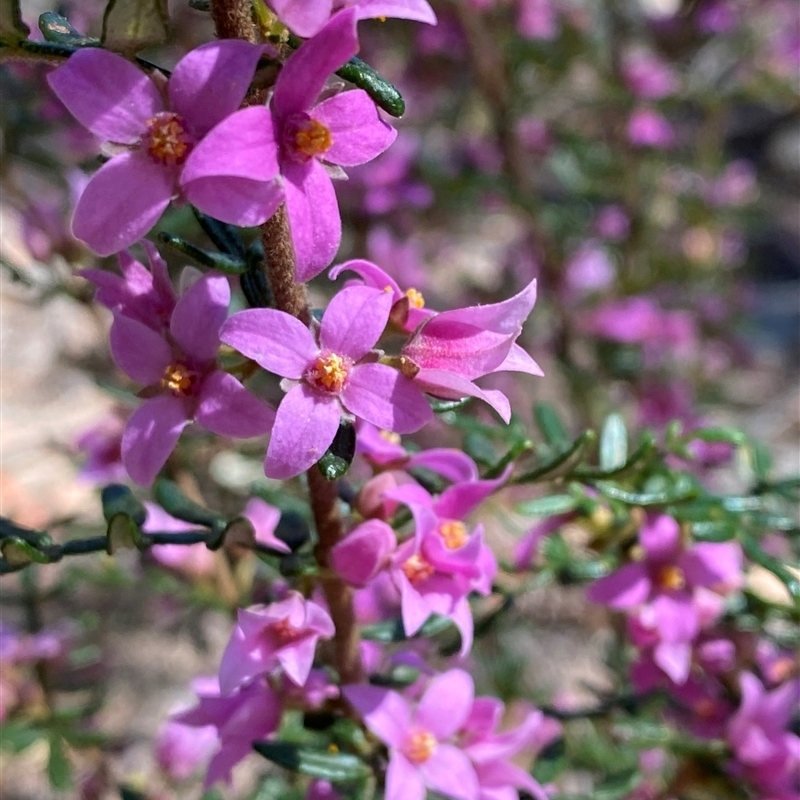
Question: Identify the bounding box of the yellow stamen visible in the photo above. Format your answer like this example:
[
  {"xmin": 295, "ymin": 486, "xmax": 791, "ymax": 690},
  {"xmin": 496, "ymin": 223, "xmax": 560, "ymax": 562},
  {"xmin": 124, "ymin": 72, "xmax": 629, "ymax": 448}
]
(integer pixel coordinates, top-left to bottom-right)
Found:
[
  {"xmin": 438, "ymin": 520, "xmax": 468, "ymax": 550},
  {"xmin": 308, "ymin": 353, "xmax": 349, "ymax": 393},
  {"xmin": 405, "ymin": 288, "xmax": 425, "ymax": 309},
  {"xmin": 406, "ymin": 731, "xmax": 436, "ymax": 763},
  {"xmin": 379, "ymin": 430, "xmax": 402, "ymax": 445},
  {"xmin": 143, "ymin": 112, "xmax": 192, "ymax": 166},
  {"xmin": 161, "ymin": 363, "xmax": 193, "ymax": 395},
  {"xmin": 294, "ymin": 119, "xmax": 332, "ymax": 158},
  {"xmin": 656, "ymin": 564, "xmax": 686, "ymax": 591},
  {"xmin": 401, "ymin": 554, "xmax": 435, "ymax": 584}
]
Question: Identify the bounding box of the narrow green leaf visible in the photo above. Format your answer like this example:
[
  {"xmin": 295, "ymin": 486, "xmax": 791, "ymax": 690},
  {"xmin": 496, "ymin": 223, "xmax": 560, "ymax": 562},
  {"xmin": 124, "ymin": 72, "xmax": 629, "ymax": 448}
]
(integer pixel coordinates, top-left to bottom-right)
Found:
[
  {"xmin": 599, "ymin": 414, "xmax": 627, "ymax": 472},
  {"xmin": 742, "ymin": 534, "xmax": 800, "ymax": 602},
  {"xmin": 156, "ymin": 232, "xmax": 247, "ymax": 274},
  {"xmin": 154, "ymin": 479, "xmax": 226, "ymax": 539},
  {"xmin": 513, "ymin": 430, "xmax": 596, "ymax": 484},
  {"xmin": 1, "ymin": 537, "xmax": 54, "ymax": 566},
  {"xmin": 191, "ymin": 207, "xmax": 248, "ymax": 259},
  {"xmin": 361, "ymin": 614, "xmax": 453, "ymax": 642},
  {"xmin": 101, "ymin": 0, "xmax": 168, "ymax": 53},
  {"xmin": 572, "ymin": 430, "xmax": 657, "ymax": 479},
  {"xmin": 516, "ymin": 494, "xmax": 577, "ymax": 517},
  {"xmin": 686, "ymin": 426, "xmax": 747, "ymax": 446},
  {"xmin": 0, "ymin": 722, "xmax": 43, "ymax": 752},
  {"xmin": 464, "ymin": 431, "xmax": 497, "ymax": 467},
  {"xmin": 38, "ymin": 12, "xmax": 99, "ymax": 46},
  {"xmin": 101, "ymin": 484, "xmax": 147, "ymax": 526},
  {"xmin": 430, "ymin": 396, "xmax": 470, "ymax": 413},
  {"xmin": 106, "ymin": 514, "xmax": 145, "ymax": 554},
  {"xmin": 690, "ymin": 520, "xmax": 738, "ymax": 542},
  {"xmin": 47, "ymin": 734, "xmax": 72, "ymax": 790},
  {"xmin": 534, "ymin": 402, "xmax": 569, "ymax": 446},
  {"xmin": 317, "ymin": 420, "xmax": 356, "ymax": 480},
  {"xmin": 252, "ymin": 742, "xmax": 370, "ymax": 782},
  {"xmin": 0, "ymin": 0, "xmax": 28, "ymax": 44},
  {"xmin": 593, "ymin": 475, "xmax": 697, "ymax": 506},
  {"xmin": 337, "ymin": 56, "xmax": 405, "ymax": 117}
]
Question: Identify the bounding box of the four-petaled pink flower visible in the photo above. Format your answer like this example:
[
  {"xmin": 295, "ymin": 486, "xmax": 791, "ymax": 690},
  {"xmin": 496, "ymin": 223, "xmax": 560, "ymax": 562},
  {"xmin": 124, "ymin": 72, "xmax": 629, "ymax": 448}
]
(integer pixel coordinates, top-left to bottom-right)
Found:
[
  {"xmin": 268, "ymin": 0, "xmax": 436, "ymax": 38},
  {"xmin": 183, "ymin": 10, "xmax": 397, "ymax": 280},
  {"xmin": 345, "ymin": 669, "xmax": 480, "ymax": 800},
  {"xmin": 218, "ymin": 592, "xmax": 335, "ymax": 690},
  {"xmin": 110, "ymin": 273, "xmax": 275, "ymax": 486},
  {"xmin": 47, "ymin": 41, "xmax": 267, "ymax": 255},
  {"xmin": 220, "ymin": 284, "xmax": 433, "ymax": 479}
]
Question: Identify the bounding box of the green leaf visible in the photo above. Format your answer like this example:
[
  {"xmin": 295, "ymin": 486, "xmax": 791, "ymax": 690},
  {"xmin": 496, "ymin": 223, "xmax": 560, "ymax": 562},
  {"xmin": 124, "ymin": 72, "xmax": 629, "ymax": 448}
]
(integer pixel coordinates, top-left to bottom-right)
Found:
[
  {"xmin": 154, "ymin": 480, "xmax": 226, "ymax": 540},
  {"xmin": 516, "ymin": 494, "xmax": 578, "ymax": 517},
  {"xmin": 689, "ymin": 519, "xmax": 738, "ymax": 542},
  {"xmin": 593, "ymin": 475, "xmax": 697, "ymax": 506},
  {"xmin": 252, "ymin": 741, "xmax": 370, "ymax": 782},
  {"xmin": 513, "ymin": 430, "xmax": 596, "ymax": 484},
  {"xmin": 317, "ymin": 420, "xmax": 356, "ymax": 480},
  {"xmin": 106, "ymin": 514, "xmax": 145, "ymax": 554},
  {"xmin": 0, "ymin": 722, "xmax": 44, "ymax": 752},
  {"xmin": 156, "ymin": 232, "xmax": 247, "ymax": 274},
  {"xmin": 741, "ymin": 534, "xmax": 800, "ymax": 603},
  {"xmin": 686, "ymin": 426, "xmax": 747, "ymax": 446},
  {"xmin": 0, "ymin": 0, "xmax": 28, "ymax": 44},
  {"xmin": 191, "ymin": 208, "xmax": 248, "ymax": 259},
  {"xmin": 38, "ymin": 12, "xmax": 98, "ymax": 46},
  {"xmin": 47, "ymin": 734, "xmax": 72, "ymax": 790},
  {"xmin": 429, "ymin": 396, "xmax": 470, "ymax": 413},
  {"xmin": 599, "ymin": 414, "xmax": 627, "ymax": 472},
  {"xmin": 534, "ymin": 402, "xmax": 569, "ymax": 446},
  {"xmin": 101, "ymin": 0, "xmax": 168, "ymax": 54},
  {"xmin": 1, "ymin": 537, "xmax": 54, "ymax": 566},
  {"xmin": 464, "ymin": 431, "xmax": 497, "ymax": 467},
  {"xmin": 101, "ymin": 484, "xmax": 147, "ymax": 526},
  {"xmin": 337, "ymin": 56, "xmax": 405, "ymax": 117},
  {"xmin": 368, "ymin": 663, "xmax": 421, "ymax": 689},
  {"xmin": 361, "ymin": 613, "xmax": 453, "ymax": 643}
]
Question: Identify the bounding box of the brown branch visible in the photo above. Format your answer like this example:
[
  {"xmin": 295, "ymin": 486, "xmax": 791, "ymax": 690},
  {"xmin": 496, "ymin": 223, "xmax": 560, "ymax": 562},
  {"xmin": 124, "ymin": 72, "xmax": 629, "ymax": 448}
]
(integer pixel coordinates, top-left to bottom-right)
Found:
[{"xmin": 210, "ymin": 0, "xmax": 362, "ymax": 684}]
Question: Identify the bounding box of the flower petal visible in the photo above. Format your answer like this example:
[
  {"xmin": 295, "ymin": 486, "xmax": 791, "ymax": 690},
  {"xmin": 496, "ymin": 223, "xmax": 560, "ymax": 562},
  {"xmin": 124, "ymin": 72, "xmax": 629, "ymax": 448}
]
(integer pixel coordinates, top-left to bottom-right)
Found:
[
  {"xmin": 265, "ymin": 385, "xmax": 340, "ymax": 479},
  {"xmin": 284, "ymin": 159, "xmax": 342, "ymax": 282},
  {"xmin": 122, "ymin": 395, "xmax": 189, "ymax": 485},
  {"xmin": 270, "ymin": 0, "xmax": 333, "ymax": 38},
  {"xmin": 220, "ymin": 308, "xmax": 317, "ymax": 377},
  {"xmin": 109, "ymin": 314, "xmax": 172, "ymax": 384},
  {"xmin": 271, "ymin": 8, "xmax": 358, "ymax": 120},
  {"xmin": 420, "ymin": 744, "xmax": 480, "ymax": 800},
  {"xmin": 586, "ymin": 563, "xmax": 650, "ymax": 609},
  {"xmin": 169, "ymin": 41, "xmax": 265, "ymax": 136},
  {"xmin": 320, "ymin": 285, "xmax": 392, "ymax": 359},
  {"xmin": 242, "ymin": 498, "xmax": 289, "ymax": 552},
  {"xmin": 354, "ymin": 0, "xmax": 437, "ymax": 26},
  {"xmin": 313, "ymin": 90, "xmax": 397, "ymax": 166},
  {"xmin": 342, "ymin": 685, "xmax": 411, "ymax": 749},
  {"xmin": 181, "ymin": 106, "xmax": 280, "ymax": 183},
  {"xmin": 411, "ymin": 368, "xmax": 512, "ymax": 423},
  {"xmin": 386, "ymin": 753, "xmax": 425, "ymax": 800},
  {"xmin": 170, "ymin": 273, "xmax": 230, "ymax": 363},
  {"xmin": 415, "ymin": 669, "xmax": 473, "ymax": 739},
  {"xmin": 342, "ymin": 363, "xmax": 433, "ymax": 433},
  {"xmin": 182, "ymin": 175, "xmax": 283, "ymax": 228},
  {"xmin": 47, "ymin": 48, "xmax": 161, "ymax": 143},
  {"xmin": 195, "ymin": 371, "xmax": 275, "ymax": 437},
  {"xmin": 72, "ymin": 152, "xmax": 173, "ymax": 256}
]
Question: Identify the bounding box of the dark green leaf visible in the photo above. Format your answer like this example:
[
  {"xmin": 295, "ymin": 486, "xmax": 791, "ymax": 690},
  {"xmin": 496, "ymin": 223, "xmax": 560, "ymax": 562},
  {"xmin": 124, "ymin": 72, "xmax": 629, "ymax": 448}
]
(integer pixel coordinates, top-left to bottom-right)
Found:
[
  {"xmin": 464, "ymin": 431, "xmax": 497, "ymax": 466},
  {"xmin": 429, "ymin": 396, "xmax": 470, "ymax": 413},
  {"xmin": 47, "ymin": 734, "xmax": 72, "ymax": 790},
  {"xmin": 0, "ymin": 0, "xmax": 28, "ymax": 44},
  {"xmin": 101, "ymin": 484, "xmax": 146, "ymax": 526},
  {"xmin": 686, "ymin": 426, "xmax": 747, "ymax": 446},
  {"xmin": 690, "ymin": 520, "xmax": 738, "ymax": 542},
  {"xmin": 361, "ymin": 613, "xmax": 453, "ymax": 642},
  {"xmin": 156, "ymin": 232, "xmax": 247, "ymax": 274},
  {"xmin": 593, "ymin": 475, "xmax": 697, "ymax": 506},
  {"xmin": 517, "ymin": 494, "xmax": 577, "ymax": 517},
  {"xmin": 573, "ymin": 430, "xmax": 657, "ymax": 479},
  {"xmin": 599, "ymin": 414, "xmax": 627, "ymax": 472},
  {"xmin": 154, "ymin": 480, "xmax": 226, "ymax": 540},
  {"xmin": 1, "ymin": 537, "xmax": 54, "ymax": 566},
  {"xmin": 191, "ymin": 208, "xmax": 248, "ymax": 259},
  {"xmin": 101, "ymin": 0, "xmax": 168, "ymax": 53},
  {"xmin": 252, "ymin": 741, "xmax": 370, "ymax": 782},
  {"xmin": 513, "ymin": 430, "xmax": 596, "ymax": 484},
  {"xmin": 106, "ymin": 514, "xmax": 145, "ymax": 554},
  {"xmin": 534, "ymin": 402, "xmax": 569, "ymax": 446},
  {"xmin": 38, "ymin": 12, "xmax": 98, "ymax": 46},
  {"xmin": 368, "ymin": 663, "xmax": 421, "ymax": 689},
  {"xmin": 0, "ymin": 722, "xmax": 43, "ymax": 752},
  {"xmin": 748, "ymin": 441, "xmax": 772, "ymax": 481},
  {"xmin": 337, "ymin": 56, "xmax": 405, "ymax": 117},
  {"xmin": 317, "ymin": 420, "xmax": 356, "ymax": 480}
]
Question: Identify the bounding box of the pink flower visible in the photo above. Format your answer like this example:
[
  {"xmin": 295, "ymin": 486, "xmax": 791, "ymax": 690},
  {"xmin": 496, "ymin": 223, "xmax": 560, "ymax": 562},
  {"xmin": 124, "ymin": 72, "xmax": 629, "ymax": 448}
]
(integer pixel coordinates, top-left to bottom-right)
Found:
[
  {"xmin": 621, "ymin": 49, "xmax": 679, "ymax": 99},
  {"xmin": 400, "ymin": 279, "xmax": 542, "ymax": 422},
  {"xmin": 80, "ymin": 240, "xmax": 176, "ymax": 332},
  {"xmin": 331, "ymin": 519, "xmax": 397, "ymax": 587},
  {"xmin": 218, "ymin": 592, "xmax": 335, "ymax": 690},
  {"xmin": 627, "ymin": 108, "xmax": 676, "ymax": 148},
  {"xmin": 155, "ymin": 715, "xmax": 217, "ymax": 781},
  {"xmin": 75, "ymin": 410, "xmax": 128, "ymax": 484},
  {"xmin": 269, "ymin": 0, "xmax": 437, "ymax": 38},
  {"xmin": 47, "ymin": 41, "xmax": 268, "ymax": 255},
  {"xmin": 174, "ymin": 677, "xmax": 282, "ymax": 787},
  {"xmin": 564, "ymin": 241, "xmax": 615, "ymax": 296},
  {"xmin": 344, "ymin": 670, "xmax": 481, "ymax": 800},
  {"xmin": 517, "ymin": 0, "xmax": 559, "ymax": 40},
  {"xmin": 220, "ymin": 285, "xmax": 432, "ymax": 479},
  {"xmin": 110, "ymin": 273, "xmax": 275, "ymax": 485},
  {"xmin": 144, "ymin": 503, "xmax": 217, "ymax": 578},
  {"xmin": 594, "ymin": 204, "xmax": 631, "ymax": 240},
  {"xmin": 184, "ymin": 10, "xmax": 397, "ymax": 280}
]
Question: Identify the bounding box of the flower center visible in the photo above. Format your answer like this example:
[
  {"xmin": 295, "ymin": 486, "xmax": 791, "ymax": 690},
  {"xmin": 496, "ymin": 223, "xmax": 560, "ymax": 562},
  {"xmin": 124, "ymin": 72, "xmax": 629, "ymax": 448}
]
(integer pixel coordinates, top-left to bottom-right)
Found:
[
  {"xmin": 270, "ymin": 617, "xmax": 301, "ymax": 645},
  {"xmin": 405, "ymin": 288, "xmax": 425, "ymax": 309},
  {"xmin": 288, "ymin": 116, "xmax": 332, "ymax": 161},
  {"xmin": 438, "ymin": 520, "xmax": 468, "ymax": 550},
  {"xmin": 306, "ymin": 352, "xmax": 350, "ymax": 393},
  {"xmin": 161, "ymin": 363, "xmax": 194, "ymax": 395},
  {"xmin": 405, "ymin": 730, "xmax": 437, "ymax": 764},
  {"xmin": 656, "ymin": 564, "xmax": 686, "ymax": 591},
  {"xmin": 142, "ymin": 112, "xmax": 193, "ymax": 166},
  {"xmin": 401, "ymin": 554, "xmax": 435, "ymax": 584},
  {"xmin": 379, "ymin": 430, "xmax": 402, "ymax": 445}
]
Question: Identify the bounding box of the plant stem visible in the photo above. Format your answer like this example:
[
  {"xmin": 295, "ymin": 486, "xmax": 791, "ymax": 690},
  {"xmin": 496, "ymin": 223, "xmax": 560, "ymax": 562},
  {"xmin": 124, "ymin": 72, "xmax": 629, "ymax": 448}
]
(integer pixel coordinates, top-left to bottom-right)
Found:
[{"xmin": 211, "ymin": 0, "xmax": 362, "ymax": 684}]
